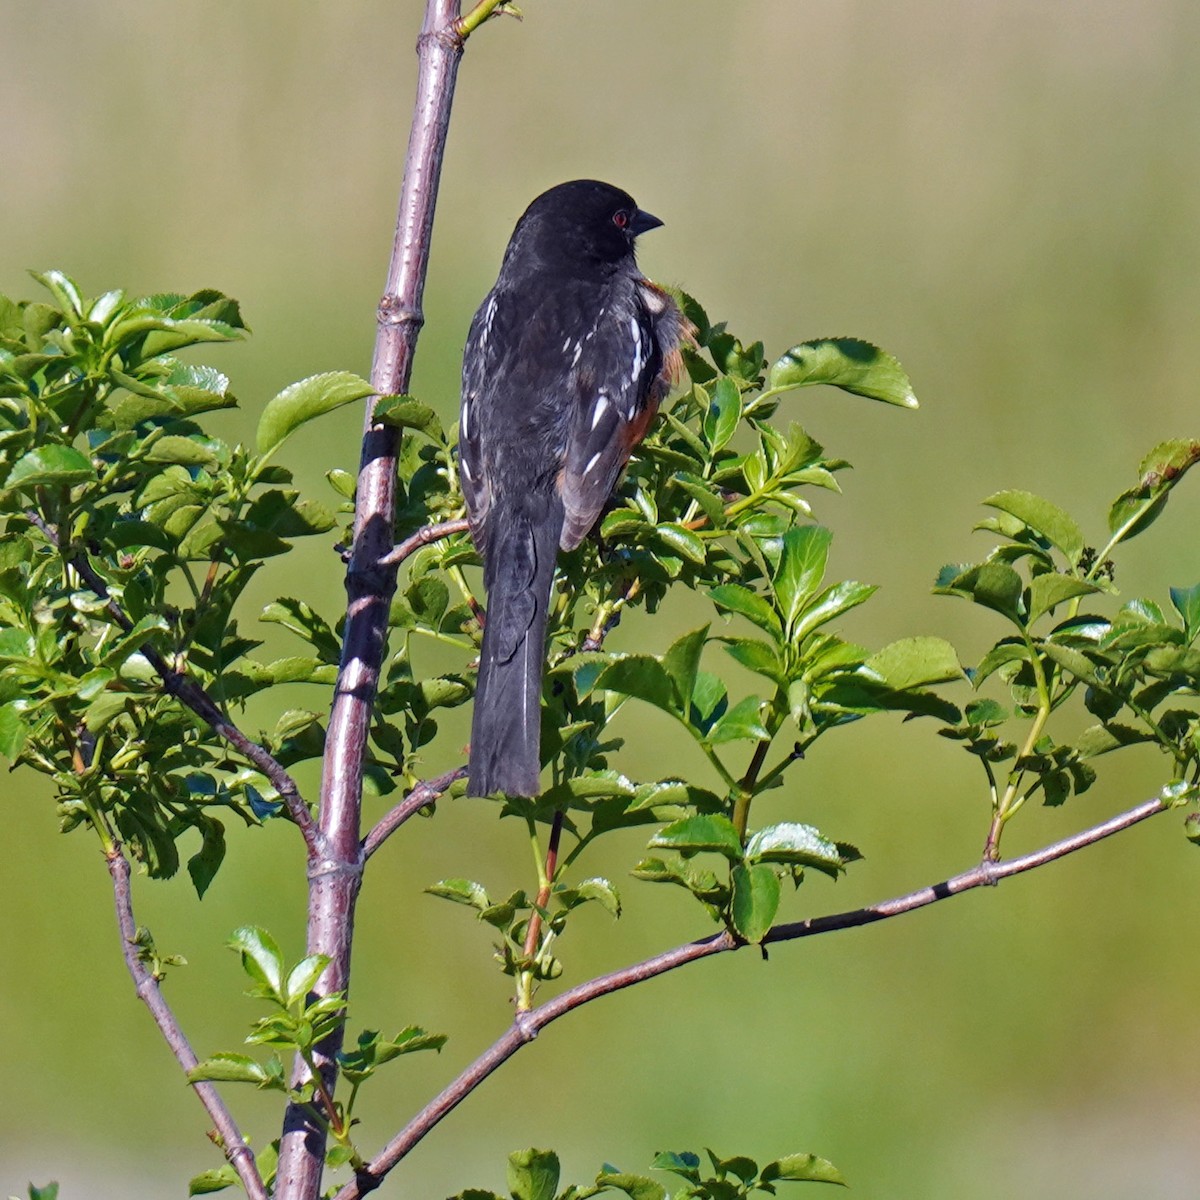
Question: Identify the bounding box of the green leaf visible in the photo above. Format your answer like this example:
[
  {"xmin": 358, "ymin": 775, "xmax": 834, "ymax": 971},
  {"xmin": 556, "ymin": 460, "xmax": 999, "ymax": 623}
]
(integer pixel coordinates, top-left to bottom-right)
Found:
[
  {"xmin": 746, "ymin": 822, "xmax": 844, "ymax": 872},
  {"xmin": 593, "ymin": 1172, "xmax": 665, "ymax": 1200},
  {"xmin": 663, "ymin": 625, "xmax": 708, "ymax": 710},
  {"xmin": 650, "ymin": 814, "xmax": 743, "ymax": 859},
  {"xmin": 773, "ymin": 525, "xmax": 832, "ymax": 630},
  {"xmin": 189, "ymin": 1166, "xmax": 238, "ymax": 1195},
  {"xmin": 655, "ymin": 522, "xmax": 707, "ymax": 564},
  {"xmin": 864, "ymin": 637, "xmax": 963, "ymax": 691},
  {"xmin": 5, "ymin": 445, "xmax": 96, "ymax": 490},
  {"xmin": 186, "ymin": 819, "xmax": 226, "ymax": 900},
  {"xmin": 376, "ymin": 394, "xmax": 444, "ymax": 440},
  {"xmin": 709, "ymin": 583, "xmax": 783, "ymax": 639},
  {"xmin": 703, "ymin": 375, "xmax": 741, "ymax": 451},
  {"xmin": 792, "ymin": 580, "xmax": 877, "ymax": 642},
  {"xmin": 426, "ymin": 878, "xmax": 490, "ymax": 910},
  {"xmin": 1169, "ymin": 583, "xmax": 1200, "ymax": 640},
  {"xmin": 721, "ymin": 638, "xmax": 786, "ymax": 686},
  {"xmin": 0, "ymin": 702, "xmax": 30, "ymax": 761},
  {"xmin": 731, "ymin": 862, "xmax": 780, "ymax": 942},
  {"xmin": 187, "ymin": 1052, "xmax": 272, "ymax": 1086},
  {"xmin": 24, "ymin": 1185, "xmax": 60, "ymax": 1200},
  {"xmin": 595, "ymin": 656, "xmax": 679, "ymax": 717},
  {"xmin": 983, "ymin": 490, "xmax": 1084, "ymax": 562},
  {"xmin": 256, "ymin": 371, "xmax": 374, "ymax": 458},
  {"xmin": 651, "ymin": 1152, "xmax": 701, "ymax": 1183},
  {"xmin": 935, "ymin": 562, "xmax": 1024, "ymax": 623},
  {"xmin": 760, "ymin": 1153, "xmax": 847, "ymax": 1187},
  {"xmin": 707, "ymin": 694, "xmax": 771, "ymax": 744},
  {"xmin": 284, "ymin": 954, "xmax": 330, "ymax": 1005},
  {"xmin": 507, "ymin": 1148, "xmax": 560, "ymax": 1200},
  {"xmin": 1107, "ymin": 440, "xmax": 1200, "ymax": 542},
  {"xmin": 228, "ymin": 926, "xmax": 285, "ymax": 999},
  {"xmin": 1027, "ymin": 574, "xmax": 1102, "ymax": 623},
  {"xmin": 766, "ymin": 338, "xmax": 917, "ymax": 408}
]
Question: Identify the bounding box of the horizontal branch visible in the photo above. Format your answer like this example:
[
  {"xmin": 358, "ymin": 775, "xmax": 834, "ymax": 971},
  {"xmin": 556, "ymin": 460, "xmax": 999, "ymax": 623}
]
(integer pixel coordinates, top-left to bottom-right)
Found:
[
  {"xmin": 335, "ymin": 793, "xmax": 1170, "ymax": 1199},
  {"xmin": 28, "ymin": 511, "xmax": 320, "ymax": 857},
  {"xmin": 379, "ymin": 517, "xmax": 470, "ymax": 568},
  {"xmin": 107, "ymin": 844, "xmax": 268, "ymax": 1200},
  {"xmin": 362, "ymin": 765, "xmax": 469, "ymax": 859}
]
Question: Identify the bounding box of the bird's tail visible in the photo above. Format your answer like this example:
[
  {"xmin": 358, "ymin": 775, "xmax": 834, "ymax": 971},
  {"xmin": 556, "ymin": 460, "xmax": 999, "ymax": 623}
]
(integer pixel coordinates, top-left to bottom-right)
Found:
[{"xmin": 467, "ymin": 493, "xmax": 563, "ymax": 797}]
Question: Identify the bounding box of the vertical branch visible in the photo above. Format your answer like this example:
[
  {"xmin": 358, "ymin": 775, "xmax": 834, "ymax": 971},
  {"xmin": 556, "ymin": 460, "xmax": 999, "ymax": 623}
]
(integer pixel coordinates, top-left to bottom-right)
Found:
[{"xmin": 275, "ymin": 3, "xmax": 467, "ymax": 1197}]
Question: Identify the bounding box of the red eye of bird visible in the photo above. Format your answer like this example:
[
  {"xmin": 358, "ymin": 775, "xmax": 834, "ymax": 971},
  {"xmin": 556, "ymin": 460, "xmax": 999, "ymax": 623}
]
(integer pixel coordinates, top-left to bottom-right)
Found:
[{"xmin": 612, "ymin": 210, "xmax": 629, "ymax": 229}]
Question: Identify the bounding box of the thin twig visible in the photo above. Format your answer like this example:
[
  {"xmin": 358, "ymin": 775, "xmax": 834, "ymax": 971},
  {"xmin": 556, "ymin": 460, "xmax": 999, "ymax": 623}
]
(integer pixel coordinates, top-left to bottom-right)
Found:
[
  {"xmin": 276, "ymin": 3, "xmax": 468, "ymax": 1194},
  {"xmin": 379, "ymin": 517, "xmax": 471, "ymax": 567},
  {"xmin": 334, "ymin": 793, "xmax": 1170, "ymax": 1199},
  {"xmin": 362, "ymin": 766, "xmax": 469, "ymax": 859},
  {"xmin": 106, "ymin": 844, "xmax": 268, "ymax": 1200},
  {"xmin": 25, "ymin": 510, "xmax": 319, "ymax": 855}
]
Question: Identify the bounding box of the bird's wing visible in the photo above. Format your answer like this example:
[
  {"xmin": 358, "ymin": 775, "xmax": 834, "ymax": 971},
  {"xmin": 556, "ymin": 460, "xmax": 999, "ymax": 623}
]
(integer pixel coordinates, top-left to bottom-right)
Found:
[
  {"xmin": 459, "ymin": 290, "xmax": 499, "ymax": 557},
  {"xmin": 558, "ymin": 292, "xmax": 665, "ymax": 550}
]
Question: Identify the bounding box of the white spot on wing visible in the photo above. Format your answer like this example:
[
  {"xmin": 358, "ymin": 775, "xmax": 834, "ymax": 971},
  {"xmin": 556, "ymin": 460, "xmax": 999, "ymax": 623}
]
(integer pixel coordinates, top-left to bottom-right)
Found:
[
  {"xmin": 460, "ymin": 398, "xmax": 470, "ymax": 438},
  {"xmin": 460, "ymin": 458, "xmax": 472, "ymax": 481},
  {"xmin": 572, "ymin": 340, "xmax": 582, "ymax": 367},
  {"xmin": 591, "ymin": 394, "xmax": 609, "ymax": 429},
  {"xmin": 584, "ymin": 451, "xmax": 603, "ymax": 476},
  {"xmin": 629, "ymin": 317, "xmax": 647, "ymax": 383}
]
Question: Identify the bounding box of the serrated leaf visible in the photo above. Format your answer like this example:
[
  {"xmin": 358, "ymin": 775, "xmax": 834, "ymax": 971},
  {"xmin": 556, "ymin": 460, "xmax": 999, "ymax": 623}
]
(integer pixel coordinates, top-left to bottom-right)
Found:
[
  {"xmin": 189, "ymin": 1166, "xmax": 238, "ymax": 1196},
  {"xmin": 228, "ymin": 926, "xmax": 285, "ymax": 998},
  {"xmin": 426, "ymin": 878, "xmax": 490, "ymax": 910},
  {"xmin": 1027, "ymin": 573, "xmax": 1102, "ymax": 622},
  {"xmin": 650, "ymin": 1151, "xmax": 701, "ymax": 1183},
  {"xmin": 662, "ymin": 625, "xmax": 708, "ymax": 710},
  {"xmin": 731, "ymin": 862, "xmax": 780, "ymax": 942},
  {"xmin": 1169, "ymin": 583, "xmax": 1200, "ymax": 641},
  {"xmin": 5, "ymin": 445, "xmax": 96, "ymax": 490},
  {"xmin": 507, "ymin": 1148, "xmax": 560, "ymax": 1200},
  {"xmin": 655, "ymin": 522, "xmax": 707, "ymax": 564},
  {"xmin": 284, "ymin": 954, "xmax": 330, "ymax": 1005},
  {"xmin": 935, "ymin": 562, "xmax": 1024, "ymax": 623},
  {"xmin": 703, "ymin": 375, "xmax": 741, "ymax": 451},
  {"xmin": 792, "ymin": 580, "xmax": 877, "ymax": 642},
  {"xmin": 773, "ymin": 525, "xmax": 832, "ymax": 631},
  {"xmin": 594, "ymin": 1172, "xmax": 665, "ymax": 1200},
  {"xmin": 766, "ymin": 338, "xmax": 917, "ymax": 408},
  {"xmin": 595, "ymin": 656, "xmax": 679, "ymax": 717},
  {"xmin": 709, "ymin": 583, "xmax": 783, "ymax": 639},
  {"xmin": 760, "ymin": 1153, "xmax": 846, "ymax": 1186},
  {"xmin": 1107, "ymin": 440, "xmax": 1200, "ymax": 542},
  {"xmin": 650, "ymin": 814, "xmax": 743, "ymax": 859},
  {"xmin": 864, "ymin": 637, "xmax": 963, "ymax": 691},
  {"xmin": 983, "ymin": 490, "xmax": 1084, "ymax": 562},
  {"xmin": 187, "ymin": 1053, "xmax": 269, "ymax": 1085},
  {"xmin": 746, "ymin": 822, "xmax": 844, "ymax": 871},
  {"xmin": 256, "ymin": 371, "xmax": 374, "ymax": 458},
  {"xmin": 376, "ymin": 394, "xmax": 444, "ymax": 440},
  {"xmin": 707, "ymin": 694, "xmax": 771, "ymax": 744},
  {"xmin": 0, "ymin": 702, "xmax": 30, "ymax": 761}
]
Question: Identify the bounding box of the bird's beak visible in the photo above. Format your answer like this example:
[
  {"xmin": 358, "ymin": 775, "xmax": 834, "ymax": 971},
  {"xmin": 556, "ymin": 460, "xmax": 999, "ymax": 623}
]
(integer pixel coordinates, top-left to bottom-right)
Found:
[{"xmin": 630, "ymin": 208, "xmax": 664, "ymax": 236}]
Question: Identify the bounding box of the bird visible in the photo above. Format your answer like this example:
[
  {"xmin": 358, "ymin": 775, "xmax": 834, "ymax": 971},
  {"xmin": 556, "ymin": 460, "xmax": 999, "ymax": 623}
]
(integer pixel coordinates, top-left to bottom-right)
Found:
[{"xmin": 459, "ymin": 179, "xmax": 685, "ymax": 797}]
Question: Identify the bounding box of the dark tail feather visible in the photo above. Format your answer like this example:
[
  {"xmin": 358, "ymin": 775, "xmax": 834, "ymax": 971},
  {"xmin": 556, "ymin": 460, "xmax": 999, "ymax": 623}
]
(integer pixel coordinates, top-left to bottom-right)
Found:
[{"xmin": 468, "ymin": 495, "xmax": 562, "ymax": 797}]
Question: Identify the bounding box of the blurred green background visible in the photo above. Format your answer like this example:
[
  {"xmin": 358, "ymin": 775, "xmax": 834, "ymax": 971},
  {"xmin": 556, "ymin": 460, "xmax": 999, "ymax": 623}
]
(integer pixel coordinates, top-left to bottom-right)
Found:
[{"xmin": 3, "ymin": 2, "xmax": 1199, "ymax": 1197}]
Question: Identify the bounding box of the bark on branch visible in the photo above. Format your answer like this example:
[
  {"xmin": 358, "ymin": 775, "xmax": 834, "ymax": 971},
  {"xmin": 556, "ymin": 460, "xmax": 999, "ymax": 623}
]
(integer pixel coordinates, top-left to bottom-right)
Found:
[
  {"xmin": 333, "ymin": 794, "xmax": 1170, "ymax": 1199},
  {"xmin": 275, "ymin": 2, "xmax": 469, "ymax": 1195},
  {"xmin": 107, "ymin": 845, "xmax": 268, "ymax": 1200}
]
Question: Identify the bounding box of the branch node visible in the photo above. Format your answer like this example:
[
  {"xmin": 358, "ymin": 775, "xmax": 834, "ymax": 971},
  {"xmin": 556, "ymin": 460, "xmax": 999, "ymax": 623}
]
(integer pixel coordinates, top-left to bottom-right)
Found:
[
  {"xmin": 376, "ymin": 295, "xmax": 425, "ymax": 329},
  {"xmin": 513, "ymin": 1011, "xmax": 540, "ymax": 1042},
  {"xmin": 307, "ymin": 855, "xmax": 365, "ymax": 884},
  {"xmin": 419, "ymin": 26, "xmax": 465, "ymax": 55}
]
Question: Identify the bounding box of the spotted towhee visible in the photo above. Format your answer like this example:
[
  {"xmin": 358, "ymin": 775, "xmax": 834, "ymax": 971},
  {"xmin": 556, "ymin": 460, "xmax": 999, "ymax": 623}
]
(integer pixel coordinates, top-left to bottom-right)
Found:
[{"xmin": 460, "ymin": 179, "xmax": 685, "ymax": 797}]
